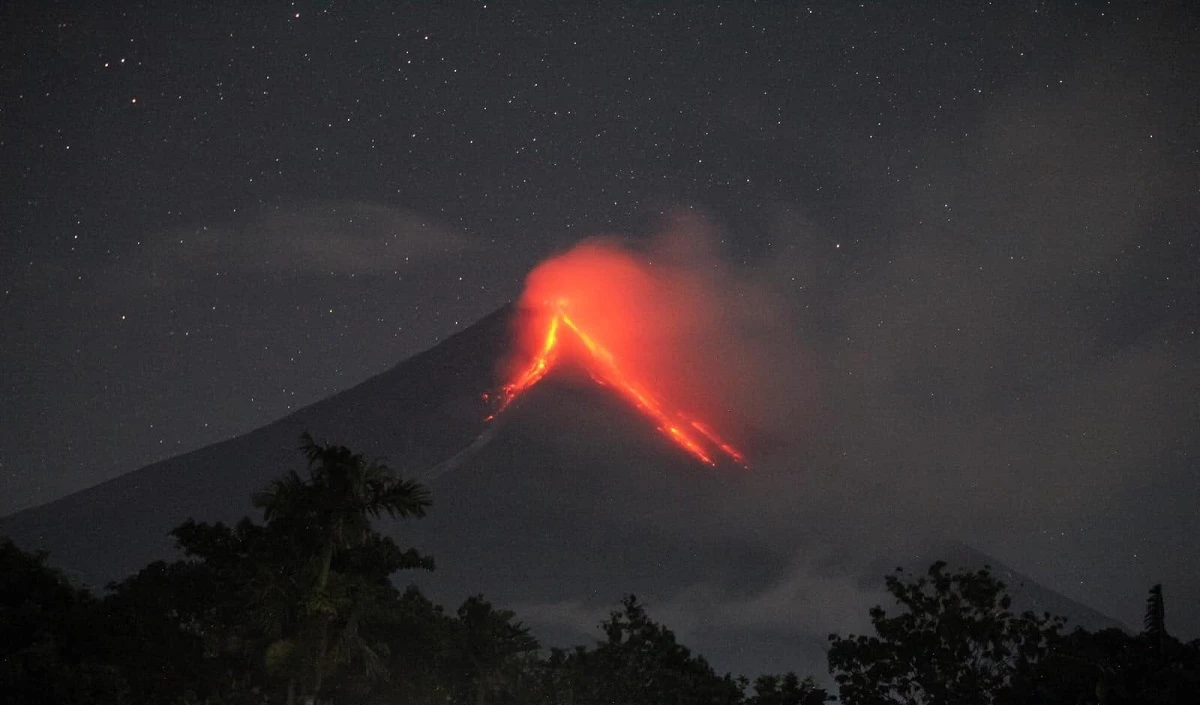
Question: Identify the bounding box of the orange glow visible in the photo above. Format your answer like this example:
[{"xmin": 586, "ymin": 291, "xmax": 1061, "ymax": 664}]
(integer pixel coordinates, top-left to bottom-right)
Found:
[{"xmin": 490, "ymin": 298, "xmax": 747, "ymax": 468}]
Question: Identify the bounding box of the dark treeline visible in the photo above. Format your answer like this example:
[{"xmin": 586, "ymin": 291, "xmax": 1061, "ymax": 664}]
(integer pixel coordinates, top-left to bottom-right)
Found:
[{"xmin": 2, "ymin": 434, "xmax": 1197, "ymax": 704}]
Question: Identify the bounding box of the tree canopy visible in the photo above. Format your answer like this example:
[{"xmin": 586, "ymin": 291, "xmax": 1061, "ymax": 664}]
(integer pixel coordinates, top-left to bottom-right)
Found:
[
  {"xmin": 827, "ymin": 562, "xmax": 1200, "ymax": 705},
  {"xmin": 3, "ymin": 433, "xmax": 1197, "ymax": 704}
]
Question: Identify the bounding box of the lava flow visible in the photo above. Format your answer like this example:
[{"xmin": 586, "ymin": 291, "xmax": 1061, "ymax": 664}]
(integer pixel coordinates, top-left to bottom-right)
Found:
[{"xmin": 487, "ymin": 300, "xmax": 747, "ymax": 468}]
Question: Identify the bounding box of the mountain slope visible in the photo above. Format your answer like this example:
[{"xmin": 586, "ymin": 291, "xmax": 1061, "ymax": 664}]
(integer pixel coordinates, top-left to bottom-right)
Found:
[{"xmin": 1, "ymin": 304, "xmax": 511, "ymax": 583}]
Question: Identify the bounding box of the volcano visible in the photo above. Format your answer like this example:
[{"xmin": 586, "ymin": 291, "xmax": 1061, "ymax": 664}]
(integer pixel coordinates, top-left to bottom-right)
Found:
[{"xmin": 0, "ymin": 304, "xmax": 1121, "ymax": 679}]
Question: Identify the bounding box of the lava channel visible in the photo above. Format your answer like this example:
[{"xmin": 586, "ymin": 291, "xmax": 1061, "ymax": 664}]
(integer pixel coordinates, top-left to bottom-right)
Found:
[{"xmin": 487, "ymin": 302, "xmax": 747, "ymax": 468}]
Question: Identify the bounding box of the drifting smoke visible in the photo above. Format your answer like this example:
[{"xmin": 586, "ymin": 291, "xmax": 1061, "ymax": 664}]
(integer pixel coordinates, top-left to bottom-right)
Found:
[{"xmin": 493, "ymin": 220, "xmax": 811, "ymax": 465}]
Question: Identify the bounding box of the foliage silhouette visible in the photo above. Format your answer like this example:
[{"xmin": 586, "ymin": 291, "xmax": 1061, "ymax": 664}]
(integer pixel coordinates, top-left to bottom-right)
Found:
[
  {"xmin": 5, "ymin": 434, "xmax": 1198, "ymax": 704},
  {"xmin": 827, "ymin": 561, "xmax": 1065, "ymax": 704},
  {"xmin": 1145, "ymin": 583, "xmax": 1166, "ymax": 662}
]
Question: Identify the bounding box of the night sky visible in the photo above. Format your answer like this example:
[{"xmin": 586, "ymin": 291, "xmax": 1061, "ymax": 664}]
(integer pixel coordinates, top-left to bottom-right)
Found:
[{"xmin": 2, "ymin": 1, "xmax": 1198, "ymax": 636}]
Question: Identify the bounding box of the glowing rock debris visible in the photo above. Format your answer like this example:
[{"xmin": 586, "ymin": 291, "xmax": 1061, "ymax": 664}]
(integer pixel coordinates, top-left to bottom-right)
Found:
[{"xmin": 487, "ymin": 301, "xmax": 747, "ymax": 468}]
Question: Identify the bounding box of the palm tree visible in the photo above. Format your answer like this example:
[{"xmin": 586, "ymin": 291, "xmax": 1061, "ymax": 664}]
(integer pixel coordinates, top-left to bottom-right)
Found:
[
  {"xmin": 253, "ymin": 432, "xmax": 431, "ymax": 704},
  {"xmin": 1144, "ymin": 583, "xmax": 1166, "ymax": 665},
  {"xmin": 454, "ymin": 595, "xmax": 539, "ymax": 705}
]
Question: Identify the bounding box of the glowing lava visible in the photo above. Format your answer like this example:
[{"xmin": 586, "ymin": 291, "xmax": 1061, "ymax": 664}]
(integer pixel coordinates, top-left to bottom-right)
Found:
[{"xmin": 488, "ymin": 300, "xmax": 747, "ymax": 468}]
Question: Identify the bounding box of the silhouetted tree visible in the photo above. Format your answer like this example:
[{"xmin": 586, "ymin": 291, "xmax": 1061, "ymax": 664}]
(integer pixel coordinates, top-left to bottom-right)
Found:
[
  {"xmin": 1144, "ymin": 584, "xmax": 1166, "ymax": 663},
  {"xmin": 0, "ymin": 540, "xmax": 125, "ymax": 705},
  {"xmin": 583, "ymin": 594, "xmax": 744, "ymax": 705},
  {"xmin": 450, "ymin": 595, "xmax": 539, "ymax": 705},
  {"xmin": 746, "ymin": 672, "xmax": 830, "ymax": 705},
  {"xmin": 1034, "ymin": 583, "xmax": 1200, "ymax": 705},
  {"xmin": 101, "ymin": 555, "xmax": 227, "ymax": 703},
  {"xmin": 827, "ymin": 561, "xmax": 1064, "ymax": 705},
  {"xmin": 253, "ymin": 432, "xmax": 431, "ymax": 594},
  {"xmin": 252, "ymin": 432, "xmax": 431, "ymax": 703}
]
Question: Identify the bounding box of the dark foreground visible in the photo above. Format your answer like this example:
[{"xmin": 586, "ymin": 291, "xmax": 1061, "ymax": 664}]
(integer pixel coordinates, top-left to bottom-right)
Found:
[{"xmin": 3, "ymin": 436, "xmax": 1197, "ymax": 704}]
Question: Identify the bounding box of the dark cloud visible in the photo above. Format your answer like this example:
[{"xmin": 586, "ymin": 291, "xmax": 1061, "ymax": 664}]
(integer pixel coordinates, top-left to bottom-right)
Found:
[{"xmin": 110, "ymin": 202, "xmax": 489, "ymax": 286}]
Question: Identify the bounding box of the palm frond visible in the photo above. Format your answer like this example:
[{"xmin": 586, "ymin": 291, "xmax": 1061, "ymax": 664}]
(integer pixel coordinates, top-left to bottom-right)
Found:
[
  {"xmin": 375, "ymin": 476, "xmax": 432, "ymax": 518},
  {"xmin": 252, "ymin": 469, "xmax": 311, "ymax": 521}
]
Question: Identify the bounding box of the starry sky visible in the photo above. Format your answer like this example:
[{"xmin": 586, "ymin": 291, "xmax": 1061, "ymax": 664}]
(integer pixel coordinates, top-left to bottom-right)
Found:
[{"xmin": 2, "ymin": 1, "xmax": 1198, "ymax": 634}]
